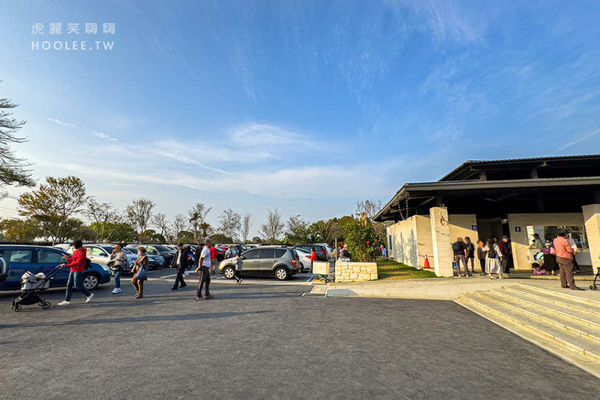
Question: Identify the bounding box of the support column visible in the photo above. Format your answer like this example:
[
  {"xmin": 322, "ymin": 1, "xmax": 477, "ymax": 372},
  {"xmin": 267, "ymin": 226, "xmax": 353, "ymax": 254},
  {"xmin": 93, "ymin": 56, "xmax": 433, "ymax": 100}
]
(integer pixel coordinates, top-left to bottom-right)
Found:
[
  {"xmin": 582, "ymin": 204, "xmax": 600, "ymax": 275},
  {"xmin": 430, "ymin": 207, "xmax": 453, "ymax": 277}
]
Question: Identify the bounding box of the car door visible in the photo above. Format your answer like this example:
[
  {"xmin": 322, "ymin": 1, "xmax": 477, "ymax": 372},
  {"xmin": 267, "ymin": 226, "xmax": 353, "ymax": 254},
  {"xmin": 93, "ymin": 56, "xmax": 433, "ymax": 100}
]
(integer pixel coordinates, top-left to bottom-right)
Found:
[
  {"xmin": 3, "ymin": 249, "xmax": 35, "ymax": 290},
  {"xmin": 36, "ymin": 248, "xmax": 68, "ymax": 286},
  {"xmin": 257, "ymin": 248, "xmax": 276, "ymax": 275},
  {"xmin": 241, "ymin": 249, "xmax": 260, "ymax": 275},
  {"xmin": 87, "ymin": 246, "xmax": 110, "ymax": 265}
]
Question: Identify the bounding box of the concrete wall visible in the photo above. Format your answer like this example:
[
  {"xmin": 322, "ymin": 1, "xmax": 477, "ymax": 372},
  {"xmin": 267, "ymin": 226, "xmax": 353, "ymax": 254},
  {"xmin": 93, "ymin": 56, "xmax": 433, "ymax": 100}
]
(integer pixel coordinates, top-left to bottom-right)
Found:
[
  {"xmin": 448, "ymin": 214, "xmax": 479, "ymax": 245},
  {"xmin": 582, "ymin": 204, "xmax": 600, "ymax": 274},
  {"xmin": 387, "ymin": 215, "xmax": 432, "ymax": 269},
  {"xmin": 507, "ymin": 213, "xmax": 591, "ymax": 270}
]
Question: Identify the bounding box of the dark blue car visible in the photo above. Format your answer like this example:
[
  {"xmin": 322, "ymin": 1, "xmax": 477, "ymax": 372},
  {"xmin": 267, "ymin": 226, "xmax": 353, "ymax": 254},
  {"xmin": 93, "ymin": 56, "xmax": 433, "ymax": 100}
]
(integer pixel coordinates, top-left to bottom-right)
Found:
[{"xmin": 0, "ymin": 245, "xmax": 111, "ymax": 291}]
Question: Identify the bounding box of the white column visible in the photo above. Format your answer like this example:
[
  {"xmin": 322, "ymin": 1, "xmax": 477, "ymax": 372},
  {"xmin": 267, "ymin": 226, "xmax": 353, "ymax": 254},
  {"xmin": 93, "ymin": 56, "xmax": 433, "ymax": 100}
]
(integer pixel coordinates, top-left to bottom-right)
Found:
[
  {"xmin": 430, "ymin": 207, "xmax": 453, "ymax": 277},
  {"xmin": 583, "ymin": 204, "xmax": 600, "ymax": 275}
]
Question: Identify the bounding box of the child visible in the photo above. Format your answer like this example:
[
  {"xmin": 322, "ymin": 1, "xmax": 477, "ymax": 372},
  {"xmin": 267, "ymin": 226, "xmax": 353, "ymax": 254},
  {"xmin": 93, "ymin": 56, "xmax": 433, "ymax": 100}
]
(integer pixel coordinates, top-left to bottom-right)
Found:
[{"xmin": 235, "ymin": 253, "xmax": 243, "ymax": 284}]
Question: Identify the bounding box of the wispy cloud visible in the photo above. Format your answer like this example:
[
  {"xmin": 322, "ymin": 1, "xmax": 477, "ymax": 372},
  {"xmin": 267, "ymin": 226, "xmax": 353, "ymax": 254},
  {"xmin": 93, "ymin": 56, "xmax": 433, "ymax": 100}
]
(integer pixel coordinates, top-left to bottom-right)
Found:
[
  {"xmin": 554, "ymin": 128, "xmax": 600, "ymax": 154},
  {"xmin": 48, "ymin": 117, "xmax": 75, "ymax": 128},
  {"xmin": 92, "ymin": 131, "xmax": 118, "ymax": 142}
]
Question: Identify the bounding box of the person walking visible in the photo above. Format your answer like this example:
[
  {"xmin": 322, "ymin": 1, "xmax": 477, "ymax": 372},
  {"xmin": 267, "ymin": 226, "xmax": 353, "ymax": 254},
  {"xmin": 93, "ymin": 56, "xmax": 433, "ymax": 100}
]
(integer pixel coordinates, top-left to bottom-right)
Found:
[
  {"xmin": 234, "ymin": 253, "xmax": 243, "ymax": 284},
  {"xmin": 170, "ymin": 243, "xmax": 190, "ymax": 290},
  {"xmin": 131, "ymin": 246, "xmax": 148, "ymax": 299},
  {"xmin": 110, "ymin": 243, "xmax": 129, "ymax": 294},
  {"xmin": 499, "ymin": 236, "xmax": 513, "ymax": 274},
  {"xmin": 196, "ymin": 239, "xmax": 213, "ymax": 300},
  {"xmin": 554, "ymin": 230, "xmax": 583, "ymax": 290},
  {"xmin": 57, "ymin": 240, "xmax": 94, "ymax": 305},
  {"xmin": 310, "ymin": 247, "xmax": 317, "ymax": 274},
  {"xmin": 484, "ymin": 238, "xmax": 503, "ymax": 279},
  {"xmin": 464, "ymin": 237, "xmax": 476, "ymax": 275},
  {"xmin": 476, "ymin": 240, "xmax": 487, "ymax": 276},
  {"xmin": 451, "ymin": 237, "xmax": 469, "ymax": 277},
  {"xmin": 209, "ymin": 242, "xmax": 218, "ymax": 275}
]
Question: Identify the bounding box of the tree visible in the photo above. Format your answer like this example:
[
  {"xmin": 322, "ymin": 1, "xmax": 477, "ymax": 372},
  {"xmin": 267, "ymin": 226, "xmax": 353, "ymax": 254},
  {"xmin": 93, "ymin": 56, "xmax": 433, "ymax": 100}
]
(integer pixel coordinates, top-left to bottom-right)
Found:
[
  {"xmin": 89, "ymin": 221, "xmax": 135, "ymax": 243},
  {"xmin": 344, "ymin": 218, "xmax": 381, "ymax": 262},
  {"xmin": 285, "ymin": 215, "xmax": 310, "ymax": 244},
  {"xmin": 18, "ymin": 176, "xmax": 87, "ymax": 243},
  {"xmin": 355, "ymin": 199, "xmax": 383, "ymax": 220},
  {"xmin": 210, "ymin": 233, "xmax": 233, "ymax": 244},
  {"xmin": 61, "ymin": 218, "xmax": 96, "ymax": 242},
  {"xmin": 86, "ymin": 197, "xmax": 121, "ymax": 242},
  {"xmin": 218, "ymin": 208, "xmax": 241, "ymax": 241},
  {"xmin": 259, "ymin": 209, "xmax": 284, "ymax": 244},
  {"xmin": 126, "ymin": 198, "xmax": 155, "ymax": 242},
  {"xmin": 188, "ymin": 203, "xmax": 212, "ymax": 243},
  {"xmin": 240, "ymin": 213, "xmax": 252, "ymax": 243},
  {"xmin": 0, "ymin": 89, "xmax": 34, "ymax": 191},
  {"xmin": 251, "ymin": 236, "xmax": 263, "ymax": 244},
  {"xmin": 171, "ymin": 214, "xmax": 189, "ymax": 243},
  {"xmin": 0, "ymin": 218, "xmax": 40, "ymax": 242},
  {"xmin": 152, "ymin": 212, "xmax": 170, "ymax": 240}
]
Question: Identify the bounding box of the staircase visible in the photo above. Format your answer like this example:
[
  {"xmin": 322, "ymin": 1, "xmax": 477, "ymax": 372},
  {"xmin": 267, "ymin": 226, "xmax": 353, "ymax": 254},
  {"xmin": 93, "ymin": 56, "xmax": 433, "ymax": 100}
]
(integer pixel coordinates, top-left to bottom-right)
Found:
[{"xmin": 455, "ymin": 282, "xmax": 600, "ymax": 378}]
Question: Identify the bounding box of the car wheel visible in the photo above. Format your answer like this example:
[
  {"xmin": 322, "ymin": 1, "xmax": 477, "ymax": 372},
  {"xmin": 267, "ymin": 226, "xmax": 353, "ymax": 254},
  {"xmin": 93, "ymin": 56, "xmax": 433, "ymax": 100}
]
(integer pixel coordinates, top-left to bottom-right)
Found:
[
  {"xmin": 274, "ymin": 266, "xmax": 289, "ymax": 281},
  {"xmin": 223, "ymin": 266, "xmax": 235, "ymax": 279},
  {"xmin": 83, "ymin": 273, "xmax": 99, "ymax": 290}
]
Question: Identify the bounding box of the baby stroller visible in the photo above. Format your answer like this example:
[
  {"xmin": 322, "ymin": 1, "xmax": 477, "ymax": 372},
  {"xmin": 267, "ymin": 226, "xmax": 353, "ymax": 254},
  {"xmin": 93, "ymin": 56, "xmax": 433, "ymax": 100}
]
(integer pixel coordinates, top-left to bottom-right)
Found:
[{"xmin": 11, "ymin": 265, "xmax": 61, "ymax": 312}]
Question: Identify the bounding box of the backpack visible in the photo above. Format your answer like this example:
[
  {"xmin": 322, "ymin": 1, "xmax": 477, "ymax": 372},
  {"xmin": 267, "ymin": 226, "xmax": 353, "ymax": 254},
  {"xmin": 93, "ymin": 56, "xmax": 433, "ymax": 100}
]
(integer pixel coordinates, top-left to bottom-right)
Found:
[
  {"xmin": 452, "ymin": 242, "xmax": 464, "ymax": 254},
  {"xmin": 487, "ymin": 246, "xmax": 497, "ymax": 259},
  {"xmin": 85, "ymin": 257, "xmax": 92, "ymax": 270}
]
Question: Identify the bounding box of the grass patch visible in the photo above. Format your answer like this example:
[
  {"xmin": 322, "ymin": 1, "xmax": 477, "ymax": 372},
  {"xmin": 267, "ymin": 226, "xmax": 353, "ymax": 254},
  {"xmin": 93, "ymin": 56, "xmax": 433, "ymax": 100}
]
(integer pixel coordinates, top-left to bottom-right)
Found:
[{"xmin": 376, "ymin": 259, "xmax": 437, "ymax": 280}]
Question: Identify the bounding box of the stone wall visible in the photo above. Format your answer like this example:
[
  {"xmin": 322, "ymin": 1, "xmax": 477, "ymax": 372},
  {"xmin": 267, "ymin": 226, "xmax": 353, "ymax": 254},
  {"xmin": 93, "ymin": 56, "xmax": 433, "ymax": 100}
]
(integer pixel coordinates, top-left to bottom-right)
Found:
[{"xmin": 335, "ymin": 261, "xmax": 378, "ymax": 282}]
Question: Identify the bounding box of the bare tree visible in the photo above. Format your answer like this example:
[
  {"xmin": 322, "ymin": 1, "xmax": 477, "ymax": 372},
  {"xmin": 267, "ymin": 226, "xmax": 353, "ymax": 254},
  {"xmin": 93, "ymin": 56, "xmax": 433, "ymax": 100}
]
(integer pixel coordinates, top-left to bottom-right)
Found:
[
  {"xmin": 126, "ymin": 198, "xmax": 155, "ymax": 241},
  {"xmin": 240, "ymin": 213, "xmax": 252, "ymax": 243},
  {"xmin": 188, "ymin": 203, "xmax": 212, "ymax": 242},
  {"xmin": 86, "ymin": 196, "xmax": 121, "ymax": 242},
  {"xmin": 259, "ymin": 209, "xmax": 284, "ymax": 243},
  {"xmin": 152, "ymin": 212, "xmax": 170, "ymax": 240},
  {"xmin": 171, "ymin": 213, "xmax": 188, "ymax": 242},
  {"xmin": 356, "ymin": 199, "xmax": 383, "ymax": 220},
  {"xmin": 218, "ymin": 209, "xmax": 241, "ymax": 241}
]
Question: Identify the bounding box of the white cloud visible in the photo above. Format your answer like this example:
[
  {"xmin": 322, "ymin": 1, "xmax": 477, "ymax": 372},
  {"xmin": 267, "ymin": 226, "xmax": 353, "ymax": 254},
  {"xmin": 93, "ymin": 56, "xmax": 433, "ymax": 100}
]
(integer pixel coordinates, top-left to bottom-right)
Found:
[
  {"xmin": 92, "ymin": 131, "xmax": 118, "ymax": 142},
  {"xmin": 48, "ymin": 117, "xmax": 75, "ymax": 127}
]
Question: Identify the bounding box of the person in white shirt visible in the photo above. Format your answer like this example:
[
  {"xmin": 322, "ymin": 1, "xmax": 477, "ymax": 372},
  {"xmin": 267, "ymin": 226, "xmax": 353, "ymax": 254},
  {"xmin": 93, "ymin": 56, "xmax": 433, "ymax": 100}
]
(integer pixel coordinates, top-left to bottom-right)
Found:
[{"xmin": 195, "ymin": 239, "xmax": 213, "ymax": 300}]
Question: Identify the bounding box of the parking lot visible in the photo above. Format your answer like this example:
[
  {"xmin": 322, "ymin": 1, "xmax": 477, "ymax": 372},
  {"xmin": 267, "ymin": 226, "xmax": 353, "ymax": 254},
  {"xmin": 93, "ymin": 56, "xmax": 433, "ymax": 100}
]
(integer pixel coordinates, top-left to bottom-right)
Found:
[{"xmin": 1, "ymin": 270, "xmax": 598, "ymax": 399}]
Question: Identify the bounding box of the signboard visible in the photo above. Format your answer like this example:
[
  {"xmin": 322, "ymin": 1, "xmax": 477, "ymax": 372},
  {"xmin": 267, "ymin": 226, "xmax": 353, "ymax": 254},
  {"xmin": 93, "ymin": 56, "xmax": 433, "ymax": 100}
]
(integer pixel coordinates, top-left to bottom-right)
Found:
[
  {"xmin": 514, "ymin": 226, "xmax": 521, "ymax": 232},
  {"xmin": 471, "ymin": 225, "xmax": 478, "ymax": 231}
]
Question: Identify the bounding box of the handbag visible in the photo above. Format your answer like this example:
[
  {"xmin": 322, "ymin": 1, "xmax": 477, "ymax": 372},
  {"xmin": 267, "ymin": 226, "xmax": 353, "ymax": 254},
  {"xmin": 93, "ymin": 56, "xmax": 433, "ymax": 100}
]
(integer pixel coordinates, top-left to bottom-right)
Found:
[{"xmin": 135, "ymin": 256, "xmax": 148, "ymax": 280}]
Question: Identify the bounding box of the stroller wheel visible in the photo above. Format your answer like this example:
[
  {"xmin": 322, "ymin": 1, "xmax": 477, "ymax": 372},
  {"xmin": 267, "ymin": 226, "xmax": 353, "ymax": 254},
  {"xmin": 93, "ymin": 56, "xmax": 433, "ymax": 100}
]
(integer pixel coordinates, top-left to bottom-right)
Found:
[
  {"xmin": 42, "ymin": 300, "xmax": 51, "ymax": 309},
  {"xmin": 590, "ymin": 285, "xmax": 596, "ymax": 290},
  {"xmin": 11, "ymin": 303, "xmax": 22, "ymax": 312}
]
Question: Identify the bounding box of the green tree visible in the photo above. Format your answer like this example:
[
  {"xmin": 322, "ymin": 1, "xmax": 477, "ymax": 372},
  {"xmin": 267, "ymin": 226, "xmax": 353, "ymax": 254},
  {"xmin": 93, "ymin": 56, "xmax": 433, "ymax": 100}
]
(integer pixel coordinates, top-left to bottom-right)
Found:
[
  {"xmin": 210, "ymin": 233, "xmax": 233, "ymax": 244},
  {"xmin": 188, "ymin": 203, "xmax": 212, "ymax": 242},
  {"xmin": 0, "ymin": 218, "xmax": 40, "ymax": 242},
  {"xmin": 284, "ymin": 215, "xmax": 310, "ymax": 244},
  {"xmin": 344, "ymin": 218, "xmax": 381, "ymax": 262},
  {"xmin": 0, "ymin": 89, "xmax": 34, "ymax": 190},
  {"xmin": 18, "ymin": 176, "xmax": 87, "ymax": 243},
  {"xmin": 90, "ymin": 222, "xmax": 136, "ymax": 243},
  {"xmin": 86, "ymin": 197, "xmax": 121, "ymax": 242}
]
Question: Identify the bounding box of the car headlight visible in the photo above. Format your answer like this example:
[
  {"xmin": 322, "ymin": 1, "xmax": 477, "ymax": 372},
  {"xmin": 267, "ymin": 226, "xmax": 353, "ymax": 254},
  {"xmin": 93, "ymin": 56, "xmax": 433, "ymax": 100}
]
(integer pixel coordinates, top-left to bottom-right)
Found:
[{"xmin": 100, "ymin": 264, "xmax": 110, "ymax": 272}]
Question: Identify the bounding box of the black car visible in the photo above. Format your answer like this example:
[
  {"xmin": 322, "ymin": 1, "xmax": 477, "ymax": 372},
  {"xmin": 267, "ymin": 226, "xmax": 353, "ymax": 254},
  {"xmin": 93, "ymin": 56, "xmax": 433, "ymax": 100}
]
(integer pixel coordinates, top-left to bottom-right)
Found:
[{"xmin": 295, "ymin": 244, "xmax": 328, "ymax": 261}]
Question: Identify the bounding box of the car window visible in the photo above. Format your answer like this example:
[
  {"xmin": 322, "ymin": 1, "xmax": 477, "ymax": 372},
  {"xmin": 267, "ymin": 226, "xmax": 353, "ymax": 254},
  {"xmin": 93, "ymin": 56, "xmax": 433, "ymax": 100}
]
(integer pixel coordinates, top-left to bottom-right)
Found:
[
  {"xmin": 258, "ymin": 248, "xmax": 275, "ymax": 259},
  {"xmin": 38, "ymin": 250, "xmax": 64, "ymax": 263},
  {"xmin": 243, "ymin": 249, "xmax": 260, "ymax": 259},
  {"xmin": 89, "ymin": 247, "xmax": 106, "ymax": 257},
  {"xmin": 10, "ymin": 250, "xmax": 33, "ymax": 263},
  {"xmin": 274, "ymin": 249, "xmax": 286, "ymax": 258}
]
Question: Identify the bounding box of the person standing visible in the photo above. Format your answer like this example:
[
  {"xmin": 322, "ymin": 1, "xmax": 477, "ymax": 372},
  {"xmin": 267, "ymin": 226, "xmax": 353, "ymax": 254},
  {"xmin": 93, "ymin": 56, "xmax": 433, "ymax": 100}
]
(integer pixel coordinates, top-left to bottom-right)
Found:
[
  {"xmin": 464, "ymin": 237, "xmax": 476, "ymax": 275},
  {"xmin": 131, "ymin": 246, "xmax": 148, "ymax": 299},
  {"xmin": 484, "ymin": 238, "xmax": 503, "ymax": 279},
  {"xmin": 310, "ymin": 247, "xmax": 317, "ymax": 274},
  {"xmin": 110, "ymin": 243, "xmax": 129, "ymax": 294},
  {"xmin": 476, "ymin": 240, "xmax": 487, "ymax": 275},
  {"xmin": 234, "ymin": 253, "xmax": 243, "ymax": 284},
  {"xmin": 554, "ymin": 230, "xmax": 582, "ymax": 290},
  {"xmin": 209, "ymin": 242, "xmax": 218, "ymax": 275},
  {"xmin": 170, "ymin": 243, "xmax": 190, "ymax": 290},
  {"xmin": 499, "ymin": 236, "xmax": 513, "ymax": 274},
  {"xmin": 57, "ymin": 240, "xmax": 94, "ymax": 305},
  {"xmin": 451, "ymin": 237, "xmax": 469, "ymax": 277},
  {"xmin": 567, "ymin": 234, "xmax": 581, "ymax": 272},
  {"xmin": 196, "ymin": 239, "xmax": 213, "ymax": 300}
]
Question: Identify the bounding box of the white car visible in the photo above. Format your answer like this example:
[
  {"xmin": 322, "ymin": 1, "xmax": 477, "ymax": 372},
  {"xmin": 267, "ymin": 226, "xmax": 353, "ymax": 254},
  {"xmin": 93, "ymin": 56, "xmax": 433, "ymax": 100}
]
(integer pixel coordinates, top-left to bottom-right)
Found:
[{"xmin": 294, "ymin": 248, "xmax": 313, "ymax": 272}]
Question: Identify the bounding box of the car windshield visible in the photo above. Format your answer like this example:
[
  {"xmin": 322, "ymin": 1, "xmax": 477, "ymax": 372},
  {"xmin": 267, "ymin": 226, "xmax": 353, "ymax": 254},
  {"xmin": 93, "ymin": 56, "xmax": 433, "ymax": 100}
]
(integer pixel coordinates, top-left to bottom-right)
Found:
[
  {"xmin": 152, "ymin": 245, "xmax": 171, "ymax": 252},
  {"xmin": 100, "ymin": 246, "xmax": 113, "ymax": 253}
]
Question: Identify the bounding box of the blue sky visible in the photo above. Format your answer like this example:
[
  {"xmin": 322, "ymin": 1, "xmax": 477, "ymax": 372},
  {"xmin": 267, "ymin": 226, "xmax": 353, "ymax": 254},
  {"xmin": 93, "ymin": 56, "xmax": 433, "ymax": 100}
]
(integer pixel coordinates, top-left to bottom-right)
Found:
[{"xmin": 1, "ymin": 0, "xmax": 600, "ymax": 233}]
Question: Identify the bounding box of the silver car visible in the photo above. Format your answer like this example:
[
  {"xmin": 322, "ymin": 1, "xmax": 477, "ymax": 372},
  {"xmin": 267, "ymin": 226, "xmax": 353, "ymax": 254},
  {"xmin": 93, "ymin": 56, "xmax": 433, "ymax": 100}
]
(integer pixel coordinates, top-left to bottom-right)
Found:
[{"xmin": 219, "ymin": 246, "xmax": 301, "ymax": 280}]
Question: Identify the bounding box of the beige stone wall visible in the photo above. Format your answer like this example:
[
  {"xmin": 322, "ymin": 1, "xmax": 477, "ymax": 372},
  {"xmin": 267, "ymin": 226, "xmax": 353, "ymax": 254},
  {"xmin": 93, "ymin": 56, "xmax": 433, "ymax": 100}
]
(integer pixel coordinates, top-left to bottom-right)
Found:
[
  {"xmin": 582, "ymin": 204, "xmax": 600, "ymax": 274},
  {"xmin": 448, "ymin": 214, "xmax": 479, "ymax": 245},
  {"xmin": 507, "ymin": 213, "xmax": 591, "ymax": 270},
  {"xmin": 430, "ymin": 207, "xmax": 454, "ymax": 277},
  {"xmin": 386, "ymin": 215, "xmax": 433, "ymax": 269},
  {"xmin": 335, "ymin": 261, "xmax": 378, "ymax": 282}
]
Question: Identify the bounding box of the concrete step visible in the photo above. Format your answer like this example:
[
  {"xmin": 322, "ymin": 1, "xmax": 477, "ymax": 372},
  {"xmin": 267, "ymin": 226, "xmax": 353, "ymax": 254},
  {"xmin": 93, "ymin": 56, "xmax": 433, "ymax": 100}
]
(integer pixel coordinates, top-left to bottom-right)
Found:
[
  {"xmin": 516, "ymin": 282, "xmax": 600, "ymax": 308},
  {"xmin": 503, "ymin": 285, "xmax": 600, "ymax": 319},
  {"xmin": 455, "ymin": 294, "xmax": 600, "ymax": 379},
  {"xmin": 482, "ymin": 290, "xmax": 600, "ymax": 345}
]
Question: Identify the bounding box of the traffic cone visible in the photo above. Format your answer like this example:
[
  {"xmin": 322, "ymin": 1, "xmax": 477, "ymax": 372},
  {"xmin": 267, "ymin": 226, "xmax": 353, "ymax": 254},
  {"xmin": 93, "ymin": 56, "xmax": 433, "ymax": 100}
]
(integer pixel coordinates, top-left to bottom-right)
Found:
[{"xmin": 424, "ymin": 255, "xmax": 431, "ymax": 269}]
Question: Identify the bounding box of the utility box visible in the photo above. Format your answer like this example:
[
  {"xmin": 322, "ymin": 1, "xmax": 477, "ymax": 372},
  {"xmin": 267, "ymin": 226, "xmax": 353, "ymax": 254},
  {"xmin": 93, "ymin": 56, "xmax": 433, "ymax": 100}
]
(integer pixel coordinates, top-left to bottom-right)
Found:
[{"xmin": 312, "ymin": 261, "xmax": 330, "ymax": 275}]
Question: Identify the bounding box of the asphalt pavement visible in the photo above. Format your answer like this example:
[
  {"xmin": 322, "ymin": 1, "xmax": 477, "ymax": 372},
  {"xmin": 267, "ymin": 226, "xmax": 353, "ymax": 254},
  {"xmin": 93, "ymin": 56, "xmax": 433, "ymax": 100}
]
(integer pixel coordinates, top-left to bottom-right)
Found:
[{"xmin": 1, "ymin": 270, "xmax": 598, "ymax": 399}]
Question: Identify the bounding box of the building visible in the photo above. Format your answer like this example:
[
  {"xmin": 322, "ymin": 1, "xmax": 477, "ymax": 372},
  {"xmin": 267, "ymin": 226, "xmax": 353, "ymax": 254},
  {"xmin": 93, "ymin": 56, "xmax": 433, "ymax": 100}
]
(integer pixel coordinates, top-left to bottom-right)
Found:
[{"xmin": 374, "ymin": 155, "xmax": 600, "ymax": 276}]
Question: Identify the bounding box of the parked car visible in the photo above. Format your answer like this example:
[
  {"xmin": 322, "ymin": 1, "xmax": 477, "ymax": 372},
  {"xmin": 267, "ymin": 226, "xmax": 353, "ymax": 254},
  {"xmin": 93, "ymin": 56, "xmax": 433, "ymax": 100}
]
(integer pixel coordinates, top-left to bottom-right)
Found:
[
  {"xmin": 295, "ymin": 244, "xmax": 328, "ymax": 261},
  {"xmin": 241, "ymin": 244, "xmax": 258, "ymax": 252},
  {"xmin": 82, "ymin": 244, "xmax": 133, "ymax": 273},
  {"xmin": 219, "ymin": 246, "xmax": 300, "ymax": 280},
  {"xmin": 123, "ymin": 246, "xmax": 165, "ymax": 270},
  {"xmin": 145, "ymin": 245, "xmax": 175, "ymax": 267},
  {"xmin": 0, "ymin": 245, "xmax": 110, "ymax": 291},
  {"xmin": 294, "ymin": 247, "xmax": 313, "ymax": 272}
]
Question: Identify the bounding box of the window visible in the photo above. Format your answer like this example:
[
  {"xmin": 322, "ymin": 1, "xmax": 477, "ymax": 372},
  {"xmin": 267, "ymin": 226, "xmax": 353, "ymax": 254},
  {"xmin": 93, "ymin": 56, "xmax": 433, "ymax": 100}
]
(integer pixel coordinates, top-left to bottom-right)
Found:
[
  {"xmin": 244, "ymin": 249, "xmax": 260, "ymax": 259},
  {"xmin": 10, "ymin": 250, "xmax": 33, "ymax": 263},
  {"xmin": 274, "ymin": 249, "xmax": 286, "ymax": 258},
  {"xmin": 258, "ymin": 248, "xmax": 275, "ymax": 259},
  {"xmin": 88, "ymin": 247, "xmax": 107, "ymax": 257},
  {"xmin": 38, "ymin": 250, "xmax": 64, "ymax": 264},
  {"xmin": 526, "ymin": 225, "xmax": 588, "ymax": 249}
]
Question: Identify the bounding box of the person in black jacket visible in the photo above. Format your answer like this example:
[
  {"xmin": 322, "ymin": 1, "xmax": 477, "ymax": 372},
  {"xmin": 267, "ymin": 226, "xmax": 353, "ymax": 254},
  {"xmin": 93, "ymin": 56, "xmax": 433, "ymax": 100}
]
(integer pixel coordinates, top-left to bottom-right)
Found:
[{"xmin": 170, "ymin": 243, "xmax": 190, "ymax": 290}]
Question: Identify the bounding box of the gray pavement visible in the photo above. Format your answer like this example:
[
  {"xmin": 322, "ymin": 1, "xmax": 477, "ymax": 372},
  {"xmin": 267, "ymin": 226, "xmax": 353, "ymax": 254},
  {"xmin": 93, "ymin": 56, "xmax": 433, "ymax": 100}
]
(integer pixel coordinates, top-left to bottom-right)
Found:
[{"xmin": 1, "ymin": 270, "xmax": 598, "ymax": 399}]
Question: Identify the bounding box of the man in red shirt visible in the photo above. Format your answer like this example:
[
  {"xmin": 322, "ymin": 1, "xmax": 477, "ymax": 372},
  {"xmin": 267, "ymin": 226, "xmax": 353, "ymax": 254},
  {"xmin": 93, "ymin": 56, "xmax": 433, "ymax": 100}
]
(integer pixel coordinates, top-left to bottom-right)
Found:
[
  {"xmin": 209, "ymin": 242, "xmax": 218, "ymax": 275},
  {"xmin": 57, "ymin": 240, "xmax": 94, "ymax": 305},
  {"xmin": 553, "ymin": 230, "xmax": 582, "ymax": 290}
]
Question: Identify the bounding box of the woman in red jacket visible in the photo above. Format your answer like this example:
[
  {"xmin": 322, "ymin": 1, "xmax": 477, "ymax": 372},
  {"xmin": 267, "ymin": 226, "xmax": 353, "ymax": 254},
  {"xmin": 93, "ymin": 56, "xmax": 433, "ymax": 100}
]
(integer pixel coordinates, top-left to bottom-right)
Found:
[{"xmin": 57, "ymin": 240, "xmax": 93, "ymax": 305}]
